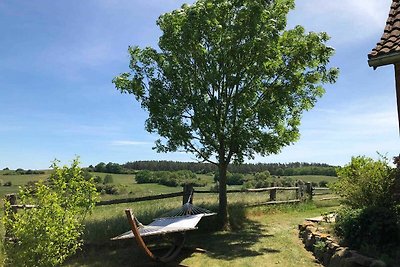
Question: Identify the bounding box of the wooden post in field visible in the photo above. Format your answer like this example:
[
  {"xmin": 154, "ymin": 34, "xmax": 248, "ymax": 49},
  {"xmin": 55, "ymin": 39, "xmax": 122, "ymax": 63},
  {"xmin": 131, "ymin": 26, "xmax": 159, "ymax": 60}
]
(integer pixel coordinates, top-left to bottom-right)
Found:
[
  {"xmin": 4, "ymin": 193, "xmax": 17, "ymax": 240},
  {"xmin": 295, "ymin": 183, "xmax": 301, "ymax": 200},
  {"xmin": 269, "ymin": 183, "xmax": 277, "ymax": 201},
  {"xmin": 182, "ymin": 184, "xmax": 193, "ymax": 205},
  {"xmin": 306, "ymin": 182, "xmax": 313, "ymax": 201},
  {"xmin": 5, "ymin": 193, "xmax": 17, "ymax": 214}
]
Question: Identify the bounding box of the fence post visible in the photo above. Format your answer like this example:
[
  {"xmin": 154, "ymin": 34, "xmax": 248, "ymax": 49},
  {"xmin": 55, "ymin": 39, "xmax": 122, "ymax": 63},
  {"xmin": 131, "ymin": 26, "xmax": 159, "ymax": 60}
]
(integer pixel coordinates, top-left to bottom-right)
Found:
[
  {"xmin": 4, "ymin": 193, "xmax": 17, "ymax": 240},
  {"xmin": 5, "ymin": 193, "xmax": 17, "ymax": 214},
  {"xmin": 295, "ymin": 183, "xmax": 301, "ymax": 200},
  {"xmin": 269, "ymin": 183, "xmax": 277, "ymax": 201},
  {"xmin": 182, "ymin": 184, "xmax": 193, "ymax": 205},
  {"xmin": 306, "ymin": 182, "xmax": 313, "ymax": 200}
]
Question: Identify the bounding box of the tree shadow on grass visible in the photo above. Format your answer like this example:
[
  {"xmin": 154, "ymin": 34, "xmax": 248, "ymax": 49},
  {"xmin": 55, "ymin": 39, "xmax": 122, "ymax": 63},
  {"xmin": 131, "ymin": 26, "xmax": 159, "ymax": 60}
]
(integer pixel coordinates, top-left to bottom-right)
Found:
[
  {"xmin": 65, "ymin": 243, "xmax": 193, "ymax": 267},
  {"xmin": 173, "ymin": 203, "xmax": 280, "ymax": 263}
]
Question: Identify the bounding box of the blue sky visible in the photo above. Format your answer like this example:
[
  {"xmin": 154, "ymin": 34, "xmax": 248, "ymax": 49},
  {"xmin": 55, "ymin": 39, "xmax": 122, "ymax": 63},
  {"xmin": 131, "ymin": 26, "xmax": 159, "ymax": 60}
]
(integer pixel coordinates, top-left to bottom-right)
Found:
[{"xmin": 0, "ymin": 0, "xmax": 398, "ymax": 170}]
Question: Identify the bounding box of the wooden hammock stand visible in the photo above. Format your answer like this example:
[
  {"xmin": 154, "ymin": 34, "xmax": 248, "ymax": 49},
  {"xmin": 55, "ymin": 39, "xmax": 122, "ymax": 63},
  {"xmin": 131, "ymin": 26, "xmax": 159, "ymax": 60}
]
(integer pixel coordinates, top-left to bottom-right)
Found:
[{"xmin": 111, "ymin": 192, "xmax": 215, "ymax": 263}]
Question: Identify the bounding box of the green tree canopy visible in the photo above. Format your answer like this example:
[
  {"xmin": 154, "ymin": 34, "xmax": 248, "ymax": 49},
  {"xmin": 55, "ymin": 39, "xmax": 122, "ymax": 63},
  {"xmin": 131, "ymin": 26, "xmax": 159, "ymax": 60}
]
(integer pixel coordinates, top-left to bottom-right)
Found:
[{"xmin": 113, "ymin": 0, "xmax": 338, "ymax": 228}]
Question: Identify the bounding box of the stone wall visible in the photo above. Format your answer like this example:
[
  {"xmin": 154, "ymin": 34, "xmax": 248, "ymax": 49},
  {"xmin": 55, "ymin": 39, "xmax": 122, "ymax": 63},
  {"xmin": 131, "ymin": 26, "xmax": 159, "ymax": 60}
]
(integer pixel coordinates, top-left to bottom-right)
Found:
[{"xmin": 298, "ymin": 222, "xmax": 386, "ymax": 267}]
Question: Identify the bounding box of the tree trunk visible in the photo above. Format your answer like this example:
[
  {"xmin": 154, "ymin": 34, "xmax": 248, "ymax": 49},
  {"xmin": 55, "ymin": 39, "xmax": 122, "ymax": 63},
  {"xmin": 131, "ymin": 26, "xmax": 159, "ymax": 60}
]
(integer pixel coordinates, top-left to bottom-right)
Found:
[{"xmin": 218, "ymin": 163, "xmax": 229, "ymax": 230}]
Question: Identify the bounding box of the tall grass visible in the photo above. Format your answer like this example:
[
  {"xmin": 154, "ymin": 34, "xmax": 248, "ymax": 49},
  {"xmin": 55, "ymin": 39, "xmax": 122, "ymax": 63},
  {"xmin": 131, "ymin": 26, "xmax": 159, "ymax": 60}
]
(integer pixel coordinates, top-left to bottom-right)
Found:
[{"xmin": 81, "ymin": 189, "xmax": 340, "ymax": 246}]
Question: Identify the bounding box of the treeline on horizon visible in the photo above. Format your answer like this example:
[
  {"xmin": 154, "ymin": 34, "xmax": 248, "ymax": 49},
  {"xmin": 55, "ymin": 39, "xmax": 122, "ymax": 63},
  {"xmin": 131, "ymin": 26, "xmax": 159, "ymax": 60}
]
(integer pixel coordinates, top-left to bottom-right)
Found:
[{"xmin": 88, "ymin": 160, "xmax": 338, "ymax": 177}]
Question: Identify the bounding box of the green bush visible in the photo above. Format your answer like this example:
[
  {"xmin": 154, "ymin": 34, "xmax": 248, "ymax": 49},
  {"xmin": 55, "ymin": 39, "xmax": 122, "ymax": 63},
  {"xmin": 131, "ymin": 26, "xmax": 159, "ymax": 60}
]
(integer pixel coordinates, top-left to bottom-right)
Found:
[
  {"xmin": 227, "ymin": 173, "xmax": 245, "ymax": 185},
  {"xmin": 3, "ymin": 158, "xmax": 98, "ymax": 267},
  {"xmin": 135, "ymin": 170, "xmax": 156, "ymax": 183},
  {"xmin": 254, "ymin": 171, "xmax": 273, "ymax": 188},
  {"xmin": 334, "ymin": 207, "xmax": 400, "ymax": 251},
  {"xmin": 93, "ymin": 175, "xmax": 103, "ymax": 184},
  {"xmin": 213, "ymin": 171, "xmax": 232, "ymax": 183},
  {"xmin": 158, "ymin": 173, "xmax": 179, "ymax": 187},
  {"xmin": 103, "ymin": 174, "xmax": 114, "ymax": 184},
  {"xmin": 136, "ymin": 170, "xmax": 202, "ymax": 187},
  {"xmin": 282, "ymin": 177, "xmax": 294, "ymax": 187},
  {"xmin": 313, "ymin": 241, "xmax": 327, "ymax": 261},
  {"xmin": 96, "ymin": 184, "xmax": 120, "ymax": 195},
  {"xmin": 333, "ymin": 156, "xmax": 396, "ymax": 209}
]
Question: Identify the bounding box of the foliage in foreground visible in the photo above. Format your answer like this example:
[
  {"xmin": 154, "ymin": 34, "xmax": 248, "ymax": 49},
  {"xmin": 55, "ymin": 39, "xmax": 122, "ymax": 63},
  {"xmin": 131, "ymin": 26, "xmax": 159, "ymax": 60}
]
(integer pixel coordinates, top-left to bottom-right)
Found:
[
  {"xmin": 332, "ymin": 155, "xmax": 400, "ymax": 264},
  {"xmin": 332, "ymin": 155, "xmax": 397, "ymax": 209},
  {"xmin": 335, "ymin": 207, "xmax": 399, "ymax": 250},
  {"xmin": 3, "ymin": 158, "xmax": 98, "ymax": 267}
]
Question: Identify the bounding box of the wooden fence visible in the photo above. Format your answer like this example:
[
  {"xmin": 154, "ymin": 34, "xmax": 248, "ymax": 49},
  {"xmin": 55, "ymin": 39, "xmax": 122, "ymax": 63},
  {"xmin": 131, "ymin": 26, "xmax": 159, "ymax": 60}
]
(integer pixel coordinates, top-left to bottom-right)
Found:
[
  {"xmin": 4, "ymin": 182, "xmax": 337, "ymax": 213},
  {"xmin": 3, "ymin": 183, "xmax": 340, "ymax": 240}
]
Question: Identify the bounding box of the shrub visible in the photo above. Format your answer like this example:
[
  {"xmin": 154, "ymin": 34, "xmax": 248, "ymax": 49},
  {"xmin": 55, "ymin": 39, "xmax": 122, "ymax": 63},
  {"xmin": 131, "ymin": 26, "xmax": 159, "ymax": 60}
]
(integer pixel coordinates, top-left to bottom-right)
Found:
[
  {"xmin": 103, "ymin": 174, "xmax": 114, "ymax": 184},
  {"xmin": 3, "ymin": 181, "xmax": 11, "ymax": 186},
  {"xmin": 313, "ymin": 241, "xmax": 327, "ymax": 261},
  {"xmin": 253, "ymin": 171, "xmax": 273, "ymax": 188},
  {"xmin": 82, "ymin": 169, "xmax": 93, "ymax": 181},
  {"xmin": 136, "ymin": 170, "xmax": 201, "ymax": 187},
  {"xmin": 214, "ymin": 171, "xmax": 232, "ymax": 183},
  {"xmin": 3, "ymin": 158, "xmax": 98, "ymax": 267},
  {"xmin": 96, "ymin": 184, "xmax": 119, "ymax": 195},
  {"xmin": 227, "ymin": 173, "xmax": 245, "ymax": 185},
  {"xmin": 23, "ymin": 181, "xmax": 39, "ymax": 195},
  {"xmin": 135, "ymin": 170, "xmax": 155, "ymax": 183},
  {"xmin": 93, "ymin": 175, "xmax": 103, "ymax": 184},
  {"xmin": 334, "ymin": 207, "xmax": 400, "ymax": 251},
  {"xmin": 333, "ymin": 156, "xmax": 396, "ymax": 209},
  {"xmin": 282, "ymin": 177, "xmax": 294, "ymax": 187},
  {"xmin": 158, "ymin": 172, "xmax": 179, "ymax": 187},
  {"xmin": 176, "ymin": 170, "xmax": 196, "ymax": 180}
]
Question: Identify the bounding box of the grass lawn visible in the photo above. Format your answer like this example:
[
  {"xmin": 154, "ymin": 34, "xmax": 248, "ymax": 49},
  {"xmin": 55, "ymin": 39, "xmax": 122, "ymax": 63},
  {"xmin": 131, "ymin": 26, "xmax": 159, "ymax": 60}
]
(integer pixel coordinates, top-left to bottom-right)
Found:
[{"xmin": 64, "ymin": 201, "xmax": 339, "ymax": 267}]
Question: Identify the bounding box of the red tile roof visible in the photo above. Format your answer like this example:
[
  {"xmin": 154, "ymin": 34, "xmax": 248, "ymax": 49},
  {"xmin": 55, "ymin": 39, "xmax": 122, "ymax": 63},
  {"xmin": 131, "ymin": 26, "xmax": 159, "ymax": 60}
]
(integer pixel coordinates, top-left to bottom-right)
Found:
[{"xmin": 368, "ymin": 0, "xmax": 400, "ymax": 66}]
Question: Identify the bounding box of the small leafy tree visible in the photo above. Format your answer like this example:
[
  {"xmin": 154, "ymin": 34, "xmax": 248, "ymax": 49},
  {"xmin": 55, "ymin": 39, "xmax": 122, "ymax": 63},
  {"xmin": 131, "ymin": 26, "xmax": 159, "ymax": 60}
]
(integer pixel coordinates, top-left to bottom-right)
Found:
[
  {"xmin": 333, "ymin": 155, "xmax": 396, "ymax": 209},
  {"xmin": 3, "ymin": 158, "xmax": 98, "ymax": 267},
  {"xmin": 114, "ymin": 0, "xmax": 338, "ymax": 228}
]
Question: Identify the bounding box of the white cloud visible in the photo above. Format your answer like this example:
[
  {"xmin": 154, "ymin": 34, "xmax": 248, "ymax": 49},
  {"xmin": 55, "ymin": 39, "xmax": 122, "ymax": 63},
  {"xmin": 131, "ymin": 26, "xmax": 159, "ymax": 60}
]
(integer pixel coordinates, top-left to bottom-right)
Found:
[{"xmin": 288, "ymin": 0, "xmax": 392, "ymax": 45}]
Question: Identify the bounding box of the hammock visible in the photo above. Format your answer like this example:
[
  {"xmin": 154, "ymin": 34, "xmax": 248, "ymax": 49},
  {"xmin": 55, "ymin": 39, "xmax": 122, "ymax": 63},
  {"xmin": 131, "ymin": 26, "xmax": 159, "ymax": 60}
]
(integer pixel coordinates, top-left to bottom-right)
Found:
[
  {"xmin": 111, "ymin": 212, "xmax": 213, "ymax": 240},
  {"xmin": 111, "ymin": 196, "xmax": 216, "ymax": 263}
]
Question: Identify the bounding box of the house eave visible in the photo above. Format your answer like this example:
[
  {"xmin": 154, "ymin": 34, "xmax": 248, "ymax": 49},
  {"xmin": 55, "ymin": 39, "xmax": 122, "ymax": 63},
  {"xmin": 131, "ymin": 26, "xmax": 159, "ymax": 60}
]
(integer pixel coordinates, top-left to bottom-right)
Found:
[{"xmin": 368, "ymin": 52, "xmax": 400, "ymax": 69}]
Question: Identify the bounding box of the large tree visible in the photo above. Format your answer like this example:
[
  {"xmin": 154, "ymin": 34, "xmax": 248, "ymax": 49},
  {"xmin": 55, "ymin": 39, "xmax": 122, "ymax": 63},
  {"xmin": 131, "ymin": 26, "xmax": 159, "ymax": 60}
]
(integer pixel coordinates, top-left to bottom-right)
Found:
[{"xmin": 113, "ymin": 0, "xmax": 338, "ymax": 228}]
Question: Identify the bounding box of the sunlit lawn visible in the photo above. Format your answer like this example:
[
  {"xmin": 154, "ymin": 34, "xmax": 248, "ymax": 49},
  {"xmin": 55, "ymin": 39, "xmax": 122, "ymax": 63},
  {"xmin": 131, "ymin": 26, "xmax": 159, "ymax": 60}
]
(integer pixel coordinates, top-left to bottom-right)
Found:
[{"xmin": 63, "ymin": 200, "xmax": 339, "ymax": 267}]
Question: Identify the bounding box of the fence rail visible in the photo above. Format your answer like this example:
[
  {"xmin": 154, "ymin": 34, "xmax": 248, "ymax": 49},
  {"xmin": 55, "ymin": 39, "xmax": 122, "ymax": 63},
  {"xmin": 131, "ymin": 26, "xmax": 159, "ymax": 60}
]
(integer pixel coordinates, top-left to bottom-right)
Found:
[
  {"xmin": 4, "ymin": 183, "xmax": 338, "ymax": 214},
  {"xmin": 96, "ymin": 191, "xmax": 183, "ymax": 206}
]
